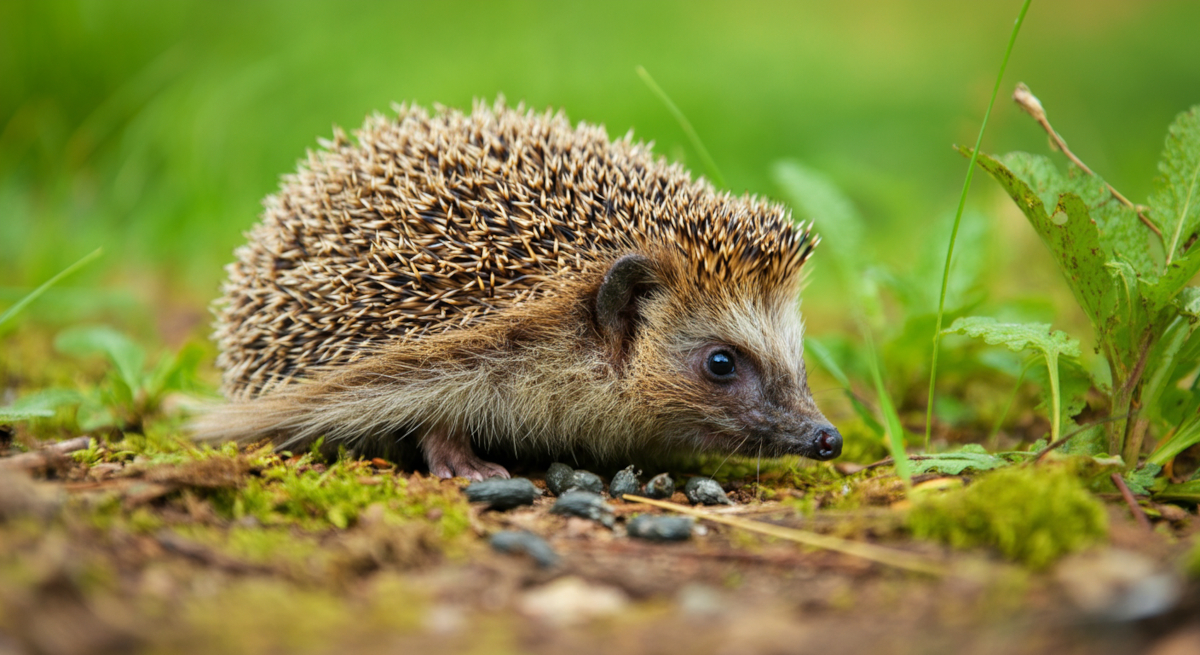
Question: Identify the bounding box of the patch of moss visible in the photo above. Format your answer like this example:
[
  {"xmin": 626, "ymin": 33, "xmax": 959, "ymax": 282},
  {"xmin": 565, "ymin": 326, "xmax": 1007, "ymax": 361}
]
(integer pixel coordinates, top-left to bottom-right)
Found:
[
  {"xmin": 908, "ymin": 464, "xmax": 1107, "ymax": 569},
  {"xmin": 209, "ymin": 456, "xmax": 470, "ymax": 536}
]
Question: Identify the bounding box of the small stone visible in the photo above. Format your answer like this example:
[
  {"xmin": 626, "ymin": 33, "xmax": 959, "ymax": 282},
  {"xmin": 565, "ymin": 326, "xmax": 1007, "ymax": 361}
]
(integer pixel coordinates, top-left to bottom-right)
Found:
[
  {"xmin": 643, "ymin": 472, "xmax": 675, "ymax": 499},
  {"xmin": 545, "ymin": 463, "xmax": 574, "ymax": 496},
  {"xmin": 627, "ymin": 514, "xmax": 693, "ymax": 541},
  {"xmin": 490, "ymin": 530, "xmax": 559, "ymax": 568},
  {"xmin": 464, "ymin": 477, "xmax": 541, "ymax": 510},
  {"xmin": 550, "ymin": 491, "xmax": 615, "ymax": 528},
  {"xmin": 683, "ymin": 477, "xmax": 733, "ymax": 505},
  {"xmin": 518, "ymin": 576, "xmax": 628, "ymax": 625},
  {"xmin": 609, "ymin": 465, "xmax": 641, "ymax": 499},
  {"xmin": 567, "ymin": 470, "xmax": 604, "ymax": 494}
]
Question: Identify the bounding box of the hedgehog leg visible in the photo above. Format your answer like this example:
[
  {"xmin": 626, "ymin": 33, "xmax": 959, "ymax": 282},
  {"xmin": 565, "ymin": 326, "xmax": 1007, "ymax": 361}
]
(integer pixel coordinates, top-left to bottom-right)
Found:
[{"xmin": 420, "ymin": 427, "xmax": 510, "ymax": 481}]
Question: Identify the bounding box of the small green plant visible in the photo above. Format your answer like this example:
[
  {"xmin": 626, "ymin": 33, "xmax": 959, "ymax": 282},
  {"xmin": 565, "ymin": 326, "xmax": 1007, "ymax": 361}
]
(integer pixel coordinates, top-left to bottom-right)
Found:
[
  {"xmin": 944, "ymin": 318, "xmax": 1081, "ymax": 444},
  {"xmin": 19, "ymin": 325, "xmax": 207, "ymax": 433},
  {"xmin": 967, "ymin": 95, "xmax": 1200, "ymax": 470},
  {"xmin": 0, "ymin": 248, "xmax": 102, "ymax": 424}
]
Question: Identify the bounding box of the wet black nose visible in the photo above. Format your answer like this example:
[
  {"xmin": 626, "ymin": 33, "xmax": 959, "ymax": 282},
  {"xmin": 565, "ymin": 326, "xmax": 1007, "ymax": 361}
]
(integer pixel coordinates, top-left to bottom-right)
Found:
[{"xmin": 813, "ymin": 426, "xmax": 842, "ymax": 460}]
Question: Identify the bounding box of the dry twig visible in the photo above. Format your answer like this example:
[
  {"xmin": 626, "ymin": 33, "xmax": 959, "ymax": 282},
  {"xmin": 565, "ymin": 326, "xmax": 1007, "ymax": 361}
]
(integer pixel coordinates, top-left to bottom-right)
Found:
[
  {"xmin": 1109, "ymin": 473, "xmax": 1154, "ymax": 532},
  {"xmin": 0, "ymin": 437, "xmax": 93, "ymax": 472},
  {"xmin": 623, "ymin": 495, "xmax": 944, "ymax": 576},
  {"xmin": 1013, "ymin": 83, "xmax": 1164, "ymax": 241}
]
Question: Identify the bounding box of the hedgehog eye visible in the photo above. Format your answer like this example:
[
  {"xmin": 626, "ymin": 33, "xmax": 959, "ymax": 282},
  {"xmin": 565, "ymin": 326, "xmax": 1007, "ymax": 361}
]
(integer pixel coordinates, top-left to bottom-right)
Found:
[{"xmin": 706, "ymin": 350, "xmax": 736, "ymax": 380}]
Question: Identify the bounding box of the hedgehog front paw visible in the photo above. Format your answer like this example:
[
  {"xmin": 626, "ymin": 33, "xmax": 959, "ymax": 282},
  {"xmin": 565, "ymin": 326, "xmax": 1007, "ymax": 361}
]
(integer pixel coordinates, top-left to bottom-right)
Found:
[{"xmin": 420, "ymin": 429, "xmax": 510, "ymax": 481}]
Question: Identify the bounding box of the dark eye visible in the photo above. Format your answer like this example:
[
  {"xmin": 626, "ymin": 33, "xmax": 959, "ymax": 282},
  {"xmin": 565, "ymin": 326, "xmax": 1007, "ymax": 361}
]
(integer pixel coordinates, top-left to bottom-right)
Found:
[{"xmin": 706, "ymin": 350, "xmax": 736, "ymax": 379}]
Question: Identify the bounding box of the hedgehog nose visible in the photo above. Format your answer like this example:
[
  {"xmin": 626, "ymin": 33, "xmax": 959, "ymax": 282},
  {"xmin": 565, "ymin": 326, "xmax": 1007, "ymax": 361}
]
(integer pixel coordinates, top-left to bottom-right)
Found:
[{"xmin": 813, "ymin": 426, "xmax": 842, "ymax": 460}]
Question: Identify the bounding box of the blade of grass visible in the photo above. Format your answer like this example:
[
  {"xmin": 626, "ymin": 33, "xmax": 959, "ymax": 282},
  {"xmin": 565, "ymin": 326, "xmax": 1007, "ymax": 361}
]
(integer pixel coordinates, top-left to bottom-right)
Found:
[
  {"xmin": 623, "ymin": 495, "xmax": 944, "ymax": 576},
  {"xmin": 865, "ymin": 327, "xmax": 912, "ymax": 485},
  {"xmin": 636, "ymin": 65, "xmax": 726, "ymax": 188},
  {"xmin": 0, "ymin": 248, "xmax": 103, "ymax": 328},
  {"xmin": 925, "ymin": 0, "xmax": 1032, "ymax": 451}
]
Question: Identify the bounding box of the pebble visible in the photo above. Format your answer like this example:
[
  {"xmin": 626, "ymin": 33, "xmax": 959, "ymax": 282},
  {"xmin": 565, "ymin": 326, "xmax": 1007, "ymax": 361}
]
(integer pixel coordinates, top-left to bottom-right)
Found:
[
  {"xmin": 489, "ymin": 530, "xmax": 559, "ymax": 568},
  {"xmin": 609, "ymin": 465, "xmax": 641, "ymax": 499},
  {"xmin": 550, "ymin": 491, "xmax": 615, "ymax": 528},
  {"xmin": 627, "ymin": 514, "xmax": 693, "ymax": 541},
  {"xmin": 683, "ymin": 476, "xmax": 733, "ymax": 505},
  {"xmin": 464, "ymin": 477, "xmax": 540, "ymax": 510},
  {"xmin": 545, "ymin": 463, "xmax": 574, "ymax": 496},
  {"xmin": 643, "ymin": 472, "xmax": 675, "ymax": 499}
]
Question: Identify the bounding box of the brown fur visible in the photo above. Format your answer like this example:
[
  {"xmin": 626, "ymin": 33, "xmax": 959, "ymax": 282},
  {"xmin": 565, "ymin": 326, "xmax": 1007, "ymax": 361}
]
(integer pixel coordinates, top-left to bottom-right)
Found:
[{"xmin": 196, "ymin": 99, "xmax": 836, "ymax": 479}]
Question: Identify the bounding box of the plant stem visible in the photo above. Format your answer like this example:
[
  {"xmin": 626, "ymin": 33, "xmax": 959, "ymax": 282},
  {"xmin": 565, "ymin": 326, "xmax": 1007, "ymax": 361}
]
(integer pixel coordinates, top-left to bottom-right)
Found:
[
  {"xmin": 925, "ymin": 0, "xmax": 1032, "ymax": 451},
  {"xmin": 1044, "ymin": 352, "xmax": 1062, "ymax": 444},
  {"xmin": 636, "ymin": 66, "xmax": 727, "ymax": 189},
  {"xmin": 1012, "ymin": 83, "xmax": 1164, "ymax": 242}
]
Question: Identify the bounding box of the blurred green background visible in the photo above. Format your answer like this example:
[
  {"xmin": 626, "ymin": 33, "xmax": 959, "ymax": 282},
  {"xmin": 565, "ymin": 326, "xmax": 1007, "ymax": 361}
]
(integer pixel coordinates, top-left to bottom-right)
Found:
[{"xmin": 2, "ymin": 0, "xmax": 1198, "ymax": 343}]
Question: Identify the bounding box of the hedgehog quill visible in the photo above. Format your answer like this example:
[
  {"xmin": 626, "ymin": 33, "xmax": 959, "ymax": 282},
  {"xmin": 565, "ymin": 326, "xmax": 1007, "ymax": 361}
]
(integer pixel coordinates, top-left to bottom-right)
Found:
[{"xmin": 195, "ymin": 99, "xmax": 842, "ymax": 480}]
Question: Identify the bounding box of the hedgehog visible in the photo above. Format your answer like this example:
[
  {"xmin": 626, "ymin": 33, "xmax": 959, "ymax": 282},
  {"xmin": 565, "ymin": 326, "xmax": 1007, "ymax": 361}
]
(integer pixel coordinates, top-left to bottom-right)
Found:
[{"xmin": 194, "ymin": 99, "xmax": 842, "ymax": 480}]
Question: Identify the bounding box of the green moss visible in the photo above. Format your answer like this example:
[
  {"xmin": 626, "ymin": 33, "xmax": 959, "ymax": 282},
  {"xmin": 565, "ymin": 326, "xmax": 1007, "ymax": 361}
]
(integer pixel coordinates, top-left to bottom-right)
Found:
[
  {"xmin": 908, "ymin": 464, "xmax": 1107, "ymax": 569},
  {"xmin": 208, "ymin": 455, "xmax": 470, "ymax": 535}
]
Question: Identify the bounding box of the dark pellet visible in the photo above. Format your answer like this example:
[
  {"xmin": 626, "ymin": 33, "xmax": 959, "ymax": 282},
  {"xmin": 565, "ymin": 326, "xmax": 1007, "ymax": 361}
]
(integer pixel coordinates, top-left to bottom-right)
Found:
[
  {"xmin": 545, "ymin": 463, "xmax": 574, "ymax": 496},
  {"xmin": 568, "ymin": 470, "xmax": 604, "ymax": 494},
  {"xmin": 609, "ymin": 465, "xmax": 642, "ymax": 499},
  {"xmin": 490, "ymin": 530, "xmax": 559, "ymax": 568},
  {"xmin": 683, "ymin": 476, "xmax": 733, "ymax": 505},
  {"xmin": 643, "ymin": 472, "xmax": 675, "ymax": 499},
  {"xmin": 550, "ymin": 491, "xmax": 615, "ymax": 528},
  {"xmin": 627, "ymin": 515, "xmax": 694, "ymax": 541},
  {"xmin": 464, "ymin": 477, "xmax": 540, "ymax": 510}
]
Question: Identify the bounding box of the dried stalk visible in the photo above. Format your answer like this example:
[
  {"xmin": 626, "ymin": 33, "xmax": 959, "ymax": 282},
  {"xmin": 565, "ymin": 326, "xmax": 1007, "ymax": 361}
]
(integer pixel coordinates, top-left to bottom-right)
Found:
[
  {"xmin": 623, "ymin": 495, "xmax": 944, "ymax": 576},
  {"xmin": 1013, "ymin": 83, "xmax": 1164, "ymax": 241}
]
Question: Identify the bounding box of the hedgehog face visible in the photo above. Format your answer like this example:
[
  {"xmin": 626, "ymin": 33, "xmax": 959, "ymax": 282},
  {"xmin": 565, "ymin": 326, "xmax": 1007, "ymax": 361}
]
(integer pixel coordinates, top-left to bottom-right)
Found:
[{"xmin": 598, "ymin": 254, "xmax": 841, "ymax": 461}]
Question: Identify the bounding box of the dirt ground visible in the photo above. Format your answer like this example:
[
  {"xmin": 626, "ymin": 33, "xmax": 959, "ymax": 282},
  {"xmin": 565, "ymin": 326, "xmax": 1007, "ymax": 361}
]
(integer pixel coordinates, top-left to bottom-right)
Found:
[{"xmin": 0, "ymin": 435, "xmax": 1197, "ymax": 655}]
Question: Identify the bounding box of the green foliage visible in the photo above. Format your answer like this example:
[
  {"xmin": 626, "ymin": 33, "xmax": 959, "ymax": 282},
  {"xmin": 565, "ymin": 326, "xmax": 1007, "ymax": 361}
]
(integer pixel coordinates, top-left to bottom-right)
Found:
[
  {"xmin": 774, "ymin": 161, "xmax": 911, "ymax": 481},
  {"xmin": 969, "ymin": 103, "xmax": 1200, "ymax": 470},
  {"xmin": 909, "ymin": 465, "xmax": 1108, "ymax": 568},
  {"xmin": 10, "ymin": 325, "xmax": 206, "ymax": 433},
  {"xmin": 0, "ymin": 248, "xmax": 104, "ymax": 425},
  {"xmin": 909, "ymin": 444, "xmax": 1010, "ymax": 476},
  {"xmin": 925, "ymin": 0, "xmax": 1031, "ymax": 451},
  {"xmin": 945, "ymin": 317, "xmax": 1080, "ymax": 443}
]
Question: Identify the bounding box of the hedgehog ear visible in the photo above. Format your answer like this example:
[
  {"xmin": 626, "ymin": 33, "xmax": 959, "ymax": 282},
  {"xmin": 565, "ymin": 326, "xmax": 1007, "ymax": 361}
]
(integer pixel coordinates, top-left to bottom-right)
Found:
[{"xmin": 596, "ymin": 253, "xmax": 657, "ymax": 342}]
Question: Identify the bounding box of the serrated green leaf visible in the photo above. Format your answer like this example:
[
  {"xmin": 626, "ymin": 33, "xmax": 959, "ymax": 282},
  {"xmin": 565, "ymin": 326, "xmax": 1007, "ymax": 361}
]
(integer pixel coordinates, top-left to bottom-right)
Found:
[
  {"xmin": 1123, "ymin": 463, "xmax": 1162, "ymax": 496},
  {"xmin": 967, "ymin": 150, "xmax": 1117, "ymax": 329},
  {"xmin": 945, "ymin": 317, "xmax": 1080, "ymax": 359},
  {"xmin": 1175, "ymin": 287, "xmax": 1200, "ymax": 318},
  {"xmin": 1151, "ymin": 106, "xmax": 1200, "ymax": 272},
  {"xmin": 947, "ymin": 317, "xmax": 1080, "ymax": 442},
  {"xmin": 909, "ymin": 444, "xmax": 1009, "ymax": 475},
  {"xmin": 55, "ymin": 325, "xmax": 147, "ymax": 394}
]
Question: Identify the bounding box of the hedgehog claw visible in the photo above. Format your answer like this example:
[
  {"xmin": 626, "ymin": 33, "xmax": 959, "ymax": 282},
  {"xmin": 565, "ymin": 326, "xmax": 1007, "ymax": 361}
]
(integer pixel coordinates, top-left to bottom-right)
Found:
[{"xmin": 421, "ymin": 429, "xmax": 510, "ymax": 481}]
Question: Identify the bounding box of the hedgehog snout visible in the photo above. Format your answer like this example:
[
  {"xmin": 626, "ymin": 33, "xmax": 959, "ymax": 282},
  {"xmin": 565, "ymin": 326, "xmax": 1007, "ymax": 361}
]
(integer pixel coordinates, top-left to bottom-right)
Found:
[
  {"xmin": 777, "ymin": 418, "xmax": 842, "ymax": 461},
  {"xmin": 807, "ymin": 423, "xmax": 842, "ymax": 461}
]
